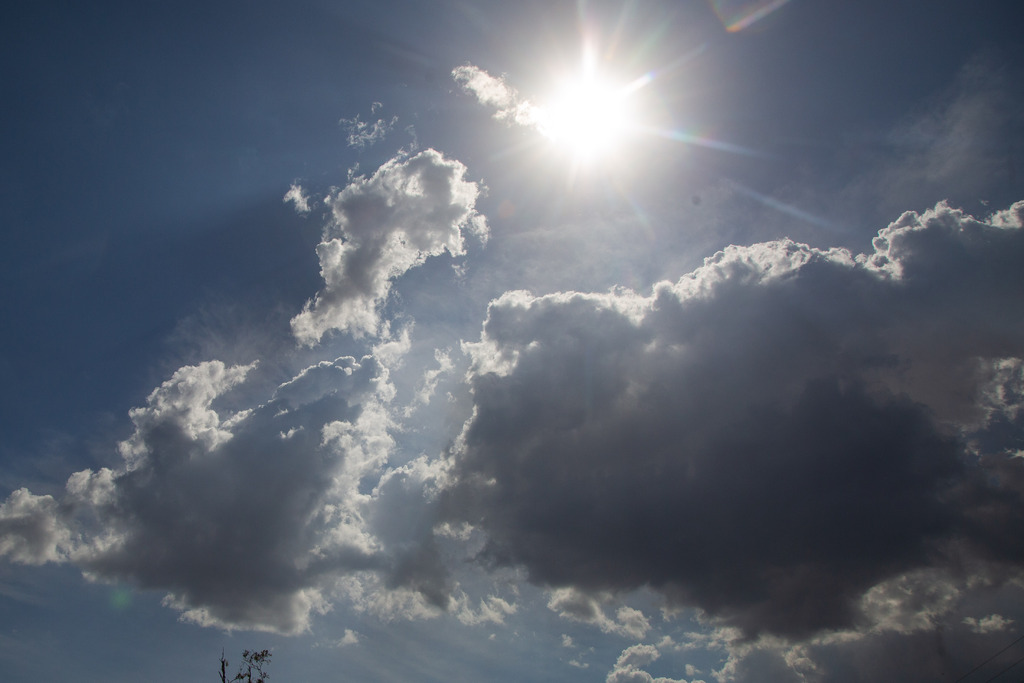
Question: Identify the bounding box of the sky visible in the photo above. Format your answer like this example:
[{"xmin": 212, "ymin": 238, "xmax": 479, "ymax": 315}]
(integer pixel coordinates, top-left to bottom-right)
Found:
[{"xmin": 2, "ymin": 1, "xmax": 1024, "ymax": 681}]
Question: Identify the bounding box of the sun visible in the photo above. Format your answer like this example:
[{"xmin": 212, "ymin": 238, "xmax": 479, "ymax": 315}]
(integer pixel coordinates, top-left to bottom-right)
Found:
[{"xmin": 539, "ymin": 69, "xmax": 638, "ymax": 165}]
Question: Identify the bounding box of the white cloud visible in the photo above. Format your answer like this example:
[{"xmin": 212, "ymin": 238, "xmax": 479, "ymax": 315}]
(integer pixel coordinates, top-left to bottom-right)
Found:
[
  {"xmin": 452, "ymin": 591, "xmax": 517, "ymax": 626},
  {"xmin": 291, "ymin": 149, "xmax": 486, "ymax": 344},
  {"xmin": 616, "ymin": 644, "xmax": 660, "ymax": 670},
  {"xmin": 606, "ymin": 644, "xmax": 688, "ymax": 683},
  {"xmin": 338, "ymin": 628, "xmax": 361, "ymax": 646},
  {"xmin": 339, "ymin": 573, "xmax": 444, "ymax": 622},
  {"xmin": 404, "ymin": 348, "xmax": 454, "ymax": 417},
  {"xmin": 340, "ymin": 112, "xmax": 399, "ymax": 150},
  {"xmin": 976, "ymin": 357, "xmax": 1024, "ymax": 426},
  {"xmin": 283, "ymin": 183, "xmax": 311, "ymax": 214},
  {"xmin": 858, "ymin": 569, "xmax": 962, "ymax": 635},
  {"xmin": 117, "ymin": 360, "xmax": 256, "ymax": 466},
  {"xmin": 547, "ymin": 588, "xmax": 650, "ymax": 639},
  {"xmin": 0, "ymin": 489, "xmax": 70, "ymax": 565},
  {"xmin": 963, "ymin": 614, "xmax": 1014, "ymax": 634},
  {"xmin": 452, "ymin": 65, "xmax": 543, "ymax": 129}
]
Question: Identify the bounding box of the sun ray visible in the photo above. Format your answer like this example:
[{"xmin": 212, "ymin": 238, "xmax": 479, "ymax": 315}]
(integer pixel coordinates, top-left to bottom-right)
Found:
[{"xmin": 655, "ymin": 128, "xmax": 767, "ymax": 158}]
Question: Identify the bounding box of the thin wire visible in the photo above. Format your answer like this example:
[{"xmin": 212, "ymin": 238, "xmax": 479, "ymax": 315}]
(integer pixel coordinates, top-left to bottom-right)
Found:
[
  {"xmin": 955, "ymin": 633, "xmax": 1024, "ymax": 683},
  {"xmin": 977, "ymin": 651, "xmax": 1024, "ymax": 683}
]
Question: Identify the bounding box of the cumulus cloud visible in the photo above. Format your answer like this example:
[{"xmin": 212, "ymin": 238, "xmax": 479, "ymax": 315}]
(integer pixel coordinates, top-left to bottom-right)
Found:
[
  {"xmin": 291, "ymin": 149, "xmax": 486, "ymax": 344},
  {"xmin": 0, "ymin": 353, "xmax": 434, "ymax": 634},
  {"xmin": 445, "ymin": 199, "xmax": 1024, "ymax": 642},
  {"xmin": 3, "ymin": 113, "xmax": 1023, "ymax": 683},
  {"xmin": 104, "ymin": 357, "xmax": 386, "ymax": 631},
  {"xmin": 606, "ymin": 644, "xmax": 689, "ymax": 683},
  {"xmin": 0, "ymin": 489, "xmax": 70, "ymax": 565}
]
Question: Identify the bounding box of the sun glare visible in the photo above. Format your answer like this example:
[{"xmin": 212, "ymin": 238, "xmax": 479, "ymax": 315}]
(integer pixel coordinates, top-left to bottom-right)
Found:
[{"xmin": 540, "ymin": 71, "xmax": 636, "ymax": 165}]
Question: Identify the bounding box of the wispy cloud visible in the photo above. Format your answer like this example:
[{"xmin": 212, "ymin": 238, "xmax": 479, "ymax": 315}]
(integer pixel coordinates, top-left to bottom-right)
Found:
[
  {"xmin": 340, "ymin": 105, "xmax": 400, "ymax": 150},
  {"xmin": 452, "ymin": 65, "xmax": 543, "ymax": 130},
  {"xmin": 963, "ymin": 614, "xmax": 1014, "ymax": 634},
  {"xmin": 547, "ymin": 588, "xmax": 650, "ymax": 639},
  {"xmin": 283, "ymin": 183, "xmax": 312, "ymax": 214}
]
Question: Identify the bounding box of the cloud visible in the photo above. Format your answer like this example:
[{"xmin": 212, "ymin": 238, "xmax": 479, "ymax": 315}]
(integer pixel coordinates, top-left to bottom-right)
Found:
[
  {"xmin": 615, "ymin": 644, "xmax": 660, "ymax": 670},
  {"xmin": 2, "ymin": 100, "xmax": 1022, "ymax": 680},
  {"xmin": 96, "ymin": 357, "xmax": 391, "ymax": 633},
  {"xmin": 695, "ymin": 572, "xmax": 1024, "ymax": 683},
  {"xmin": 877, "ymin": 55, "xmax": 1024, "ymax": 213},
  {"xmin": 0, "ymin": 489, "xmax": 70, "ymax": 565},
  {"xmin": 291, "ymin": 149, "xmax": 487, "ymax": 344},
  {"xmin": 337, "ymin": 628, "xmax": 361, "ymax": 646},
  {"xmin": 606, "ymin": 644, "xmax": 689, "ymax": 683},
  {"xmin": 0, "ymin": 354, "xmax": 414, "ymax": 634},
  {"xmin": 340, "ymin": 111, "xmax": 399, "ymax": 150},
  {"xmin": 452, "ymin": 65, "xmax": 543, "ymax": 130},
  {"xmin": 445, "ymin": 199, "xmax": 1024, "ymax": 641},
  {"xmin": 963, "ymin": 614, "xmax": 1014, "ymax": 634},
  {"xmin": 857, "ymin": 568, "xmax": 963, "ymax": 635},
  {"xmin": 452, "ymin": 591, "xmax": 517, "ymax": 626},
  {"xmin": 283, "ymin": 183, "xmax": 312, "ymax": 214},
  {"xmin": 404, "ymin": 349, "xmax": 454, "ymax": 417},
  {"xmin": 116, "ymin": 360, "xmax": 257, "ymax": 466},
  {"xmin": 547, "ymin": 588, "xmax": 650, "ymax": 639}
]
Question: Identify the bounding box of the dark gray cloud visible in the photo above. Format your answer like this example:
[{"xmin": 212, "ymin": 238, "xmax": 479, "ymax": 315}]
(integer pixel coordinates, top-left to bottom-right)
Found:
[
  {"xmin": 700, "ymin": 567, "xmax": 1024, "ymax": 683},
  {"xmin": 445, "ymin": 199, "xmax": 1024, "ymax": 640},
  {"xmin": 60, "ymin": 356, "xmax": 386, "ymax": 634},
  {"xmin": 0, "ymin": 351, "xmax": 450, "ymax": 634}
]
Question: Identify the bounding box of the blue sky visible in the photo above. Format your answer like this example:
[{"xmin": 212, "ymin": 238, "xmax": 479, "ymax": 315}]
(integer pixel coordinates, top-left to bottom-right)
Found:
[{"xmin": 2, "ymin": 1, "xmax": 1024, "ymax": 681}]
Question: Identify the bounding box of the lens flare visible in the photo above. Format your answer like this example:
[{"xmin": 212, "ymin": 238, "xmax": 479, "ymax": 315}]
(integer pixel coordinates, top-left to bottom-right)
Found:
[
  {"xmin": 657, "ymin": 128, "xmax": 765, "ymax": 157},
  {"xmin": 709, "ymin": 0, "xmax": 793, "ymax": 33}
]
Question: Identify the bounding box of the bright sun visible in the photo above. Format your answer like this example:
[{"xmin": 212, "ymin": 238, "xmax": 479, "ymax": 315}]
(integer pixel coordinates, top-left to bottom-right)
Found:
[{"xmin": 539, "ymin": 70, "xmax": 637, "ymax": 165}]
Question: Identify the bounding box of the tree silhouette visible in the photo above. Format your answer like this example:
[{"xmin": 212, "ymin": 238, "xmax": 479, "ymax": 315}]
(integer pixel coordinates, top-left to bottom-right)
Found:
[{"xmin": 219, "ymin": 649, "xmax": 272, "ymax": 683}]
